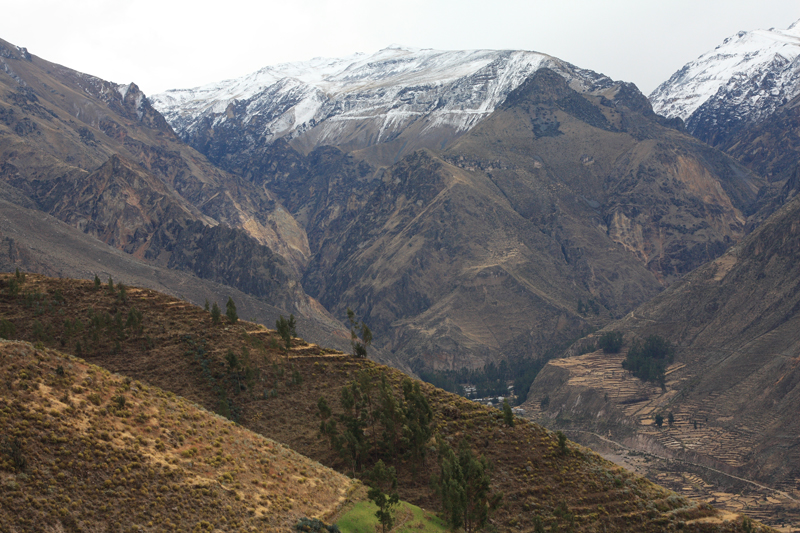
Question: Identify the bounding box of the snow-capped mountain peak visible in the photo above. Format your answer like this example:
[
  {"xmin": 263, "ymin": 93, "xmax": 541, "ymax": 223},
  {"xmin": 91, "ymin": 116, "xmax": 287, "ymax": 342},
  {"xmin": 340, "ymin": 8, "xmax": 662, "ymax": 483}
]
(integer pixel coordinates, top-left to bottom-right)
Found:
[
  {"xmin": 150, "ymin": 46, "xmax": 613, "ymax": 160},
  {"xmin": 650, "ymin": 19, "xmax": 800, "ymax": 129}
]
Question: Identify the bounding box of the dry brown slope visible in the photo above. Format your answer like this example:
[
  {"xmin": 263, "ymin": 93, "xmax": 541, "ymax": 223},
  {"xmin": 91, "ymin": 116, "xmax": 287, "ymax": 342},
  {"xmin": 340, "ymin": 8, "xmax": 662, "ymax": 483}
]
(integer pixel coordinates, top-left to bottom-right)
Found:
[
  {"xmin": 0, "ymin": 339, "xmax": 355, "ymax": 532},
  {"xmin": 0, "ymin": 273, "xmax": 774, "ymax": 533}
]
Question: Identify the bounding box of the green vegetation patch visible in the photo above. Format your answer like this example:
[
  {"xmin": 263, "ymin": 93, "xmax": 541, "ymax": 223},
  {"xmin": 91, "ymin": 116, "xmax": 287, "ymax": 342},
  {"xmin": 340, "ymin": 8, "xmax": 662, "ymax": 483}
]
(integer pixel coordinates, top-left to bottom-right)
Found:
[{"xmin": 337, "ymin": 500, "xmax": 447, "ymax": 533}]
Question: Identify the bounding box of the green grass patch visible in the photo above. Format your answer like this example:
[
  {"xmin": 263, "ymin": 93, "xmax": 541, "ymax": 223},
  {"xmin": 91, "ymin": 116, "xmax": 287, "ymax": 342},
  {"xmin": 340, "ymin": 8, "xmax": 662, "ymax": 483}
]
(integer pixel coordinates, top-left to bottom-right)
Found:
[{"xmin": 337, "ymin": 500, "xmax": 447, "ymax": 533}]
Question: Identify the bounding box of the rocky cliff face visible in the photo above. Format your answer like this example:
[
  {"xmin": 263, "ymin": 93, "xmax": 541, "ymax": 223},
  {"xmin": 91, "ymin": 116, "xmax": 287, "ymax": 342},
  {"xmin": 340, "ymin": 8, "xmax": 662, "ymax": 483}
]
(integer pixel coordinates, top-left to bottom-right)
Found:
[{"xmin": 0, "ymin": 37, "xmax": 335, "ymax": 332}]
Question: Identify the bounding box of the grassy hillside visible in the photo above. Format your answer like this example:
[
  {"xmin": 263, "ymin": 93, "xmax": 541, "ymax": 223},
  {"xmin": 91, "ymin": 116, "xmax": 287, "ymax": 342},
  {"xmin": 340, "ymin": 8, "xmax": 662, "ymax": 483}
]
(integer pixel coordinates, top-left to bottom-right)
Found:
[
  {"xmin": 0, "ymin": 273, "xmax": 773, "ymax": 532},
  {"xmin": 0, "ymin": 339, "xmax": 355, "ymax": 532}
]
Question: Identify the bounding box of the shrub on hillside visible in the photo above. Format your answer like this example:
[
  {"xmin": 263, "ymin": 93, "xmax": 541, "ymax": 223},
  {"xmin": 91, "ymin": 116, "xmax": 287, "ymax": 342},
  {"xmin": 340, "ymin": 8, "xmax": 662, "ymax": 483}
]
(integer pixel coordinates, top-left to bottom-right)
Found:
[
  {"xmin": 294, "ymin": 517, "xmax": 340, "ymax": 533},
  {"xmin": 226, "ymin": 297, "xmax": 238, "ymax": 324},
  {"xmin": 0, "ymin": 319, "xmax": 15, "ymax": 340}
]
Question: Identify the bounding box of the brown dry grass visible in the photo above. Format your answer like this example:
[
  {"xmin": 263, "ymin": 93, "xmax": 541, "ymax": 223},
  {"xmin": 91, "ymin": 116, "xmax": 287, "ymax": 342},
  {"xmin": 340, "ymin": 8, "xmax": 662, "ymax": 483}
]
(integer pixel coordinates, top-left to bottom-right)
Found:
[{"xmin": 0, "ymin": 338, "xmax": 355, "ymax": 532}]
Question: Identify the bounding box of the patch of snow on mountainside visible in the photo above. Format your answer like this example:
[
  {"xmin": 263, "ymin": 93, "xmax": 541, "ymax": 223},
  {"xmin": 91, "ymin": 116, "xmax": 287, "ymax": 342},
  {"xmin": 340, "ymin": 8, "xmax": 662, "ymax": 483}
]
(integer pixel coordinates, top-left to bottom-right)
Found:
[
  {"xmin": 150, "ymin": 46, "xmax": 611, "ymax": 149},
  {"xmin": 650, "ymin": 19, "xmax": 800, "ymax": 123}
]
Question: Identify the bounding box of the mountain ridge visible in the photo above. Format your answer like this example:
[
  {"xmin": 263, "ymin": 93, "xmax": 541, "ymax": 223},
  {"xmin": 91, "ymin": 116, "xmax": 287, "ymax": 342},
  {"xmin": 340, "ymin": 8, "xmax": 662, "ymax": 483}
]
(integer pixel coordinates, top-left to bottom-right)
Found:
[
  {"xmin": 0, "ymin": 36, "xmax": 357, "ymax": 344},
  {"xmin": 151, "ymin": 46, "xmax": 616, "ymax": 166},
  {"xmin": 283, "ymin": 67, "xmax": 762, "ymax": 371}
]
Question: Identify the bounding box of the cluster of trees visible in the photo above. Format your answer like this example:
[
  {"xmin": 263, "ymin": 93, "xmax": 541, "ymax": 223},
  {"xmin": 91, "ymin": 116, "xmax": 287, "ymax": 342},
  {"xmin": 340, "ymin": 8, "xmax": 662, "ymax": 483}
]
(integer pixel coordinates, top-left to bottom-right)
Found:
[
  {"xmin": 622, "ymin": 335, "xmax": 675, "ymax": 388},
  {"xmin": 3, "ymin": 271, "xmax": 147, "ymax": 354},
  {"xmin": 319, "ymin": 370, "xmax": 501, "ymax": 533},
  {"xmin": 5, "ymin": 268, "xmax": 26, "ymax": 296},
  {"xmin": 364, "ymin": 460, "xmax": 399, "ymax": 533},
  {"xmin": 94, "ymin": 274, "xmax": 129, "ymax": 304},
  {"xmin": 182, "ymin": 335, "xmax": 241, "ymax": 421},
  {"xmin": 204, "ymin": 297, "xmax": 239, "ymax": 325},
  {"xmin": 276, "ymin": 314, "xmax": 297, "ymax": 360},
  {"xmin": 0, "ymin": 318, "xmax": 13, "ymax": 340},
  {"xmin": 418, "ymin": 357, "xmax": 544, "ymax": 405},
  {"xmin": 577, "ymin": 297, "xmax": 601, "ymax": 315},
  {"xmin": 317, "ymin": 370, "xmax": 433, "ymax": 475},
  {"xmin": 654, "ymin": 411, "xmax": 675, "ymax": 428}
]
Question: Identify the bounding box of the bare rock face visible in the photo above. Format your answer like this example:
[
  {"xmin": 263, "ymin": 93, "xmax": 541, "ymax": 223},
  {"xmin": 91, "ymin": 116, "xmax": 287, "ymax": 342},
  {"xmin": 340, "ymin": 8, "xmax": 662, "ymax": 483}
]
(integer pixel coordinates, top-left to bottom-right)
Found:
[{"xmin": 8, "ymin": 154, "xmax": 200, "ymax": 255}]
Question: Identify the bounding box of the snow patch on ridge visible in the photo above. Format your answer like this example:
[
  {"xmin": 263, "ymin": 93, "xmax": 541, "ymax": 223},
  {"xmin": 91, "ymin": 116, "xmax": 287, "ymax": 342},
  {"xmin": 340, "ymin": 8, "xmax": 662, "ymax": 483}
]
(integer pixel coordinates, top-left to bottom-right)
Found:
[{"xmin": 117, "ymin": 83, "xmax": 130, "ymax": 100}]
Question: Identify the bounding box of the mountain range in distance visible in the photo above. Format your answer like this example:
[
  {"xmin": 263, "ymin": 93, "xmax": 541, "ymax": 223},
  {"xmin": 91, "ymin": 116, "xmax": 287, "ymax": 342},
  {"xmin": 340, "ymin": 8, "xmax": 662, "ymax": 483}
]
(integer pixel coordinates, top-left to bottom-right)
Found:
[
  {"xmin": 150, "ymin": 44, "xmax": 763, "ymax": 374},
  {"xmin": 2, "ymin": 15, "xmax": 800, "ymax": 531}
]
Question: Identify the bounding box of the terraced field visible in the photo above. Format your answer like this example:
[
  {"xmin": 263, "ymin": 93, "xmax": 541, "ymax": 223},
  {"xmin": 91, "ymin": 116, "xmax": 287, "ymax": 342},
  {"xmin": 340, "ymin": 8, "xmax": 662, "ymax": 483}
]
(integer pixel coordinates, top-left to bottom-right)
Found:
[{"xmin": 526, "ymin": 350, "xmax": 800, "ymax": 530}]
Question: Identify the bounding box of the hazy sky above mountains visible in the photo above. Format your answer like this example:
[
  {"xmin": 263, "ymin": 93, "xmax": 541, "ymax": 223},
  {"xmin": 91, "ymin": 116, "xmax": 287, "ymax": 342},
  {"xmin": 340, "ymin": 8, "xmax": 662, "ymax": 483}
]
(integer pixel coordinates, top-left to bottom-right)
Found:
[{"xmin": 2, "ymin": 0, "xmax": 799, "ymax": 96}]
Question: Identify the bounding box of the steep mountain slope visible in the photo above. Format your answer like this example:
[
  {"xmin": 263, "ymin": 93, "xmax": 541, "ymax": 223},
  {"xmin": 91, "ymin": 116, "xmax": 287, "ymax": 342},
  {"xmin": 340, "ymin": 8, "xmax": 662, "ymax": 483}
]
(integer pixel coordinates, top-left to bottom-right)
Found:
[
  {"xmin": 719, "ymin": 93, "xmax": 800, "ymax": 182},
  {"xmin": 0, "ymin": 37, "xmax": 344, "ymax": 334},
  {"xmin": 0, "ymin": 273, "xmax": 770, "ymax": 533},
  {"xmin": 650, "ymin": 19, "xmax": 800, "ymax": 147},
  {"xmin": 151, "ymin": 46, "xmax": 616, "ymax": 167},
  {"xmin": 526, "ymin": 191, "xmax": 800, "ymax": 529},
  {"xmin": 293, "ymin": 69, "xmax": 762, "ymax": 371},
  {"xmin": 0, "ymin": 196, "xmax": 351, "ymax": 354},
  {"xmin": 717, "ymin": 96, "xmax": 800, "ymax": 236},
  {"xmin": 0, "ymin": 339, "xmax": 356, "ymax": 532},
  {"xmin": 0, "ymin": 38, "xmax": 307, "ymax": 269}
]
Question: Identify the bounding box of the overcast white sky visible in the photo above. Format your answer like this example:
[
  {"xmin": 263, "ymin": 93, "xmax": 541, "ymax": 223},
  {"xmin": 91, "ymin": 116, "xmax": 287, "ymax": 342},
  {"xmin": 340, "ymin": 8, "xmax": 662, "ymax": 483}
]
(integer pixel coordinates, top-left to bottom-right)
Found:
[{"xmin": 2, "ymin": 0, "xmax": 799, "ymax": 97}]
